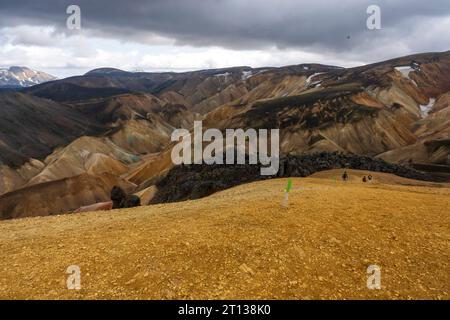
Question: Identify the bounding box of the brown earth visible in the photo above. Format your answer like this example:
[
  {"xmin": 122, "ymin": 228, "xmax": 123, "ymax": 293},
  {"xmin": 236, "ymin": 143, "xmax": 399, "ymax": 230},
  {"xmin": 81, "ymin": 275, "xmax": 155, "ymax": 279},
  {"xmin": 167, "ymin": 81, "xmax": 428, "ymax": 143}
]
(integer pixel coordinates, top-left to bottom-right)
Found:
[
  {"xmin": 0, "ymin": 173, "xmax": 136, "ymax": 220},
  {"xmin": 0, "ymin": 170, "xmax": 448, "ymax": 300}
]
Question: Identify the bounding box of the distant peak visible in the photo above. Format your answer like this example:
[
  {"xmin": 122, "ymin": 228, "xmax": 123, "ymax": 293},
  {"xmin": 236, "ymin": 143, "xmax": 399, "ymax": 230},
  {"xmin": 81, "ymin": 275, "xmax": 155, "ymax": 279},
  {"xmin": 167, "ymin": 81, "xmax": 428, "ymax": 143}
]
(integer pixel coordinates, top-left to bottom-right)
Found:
[
  {"xmin": 0, "ymin": 66, "xmax": 57, "ymax": 88},
  {"xmin": 85, "ymin": 68, "xmax": 129, "ymax": 75},
  {"xmin": 9, "ymin": 66, "xmax": 31, "ymax": 72}
]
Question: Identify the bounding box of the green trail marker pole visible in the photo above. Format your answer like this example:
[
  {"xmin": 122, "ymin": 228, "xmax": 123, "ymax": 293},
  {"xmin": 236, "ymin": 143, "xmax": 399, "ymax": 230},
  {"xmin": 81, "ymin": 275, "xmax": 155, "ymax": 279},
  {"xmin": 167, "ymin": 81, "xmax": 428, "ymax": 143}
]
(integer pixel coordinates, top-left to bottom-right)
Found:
[{"xmin": 281, "ymin": 179, "xmax": 292, "ymax": 208}]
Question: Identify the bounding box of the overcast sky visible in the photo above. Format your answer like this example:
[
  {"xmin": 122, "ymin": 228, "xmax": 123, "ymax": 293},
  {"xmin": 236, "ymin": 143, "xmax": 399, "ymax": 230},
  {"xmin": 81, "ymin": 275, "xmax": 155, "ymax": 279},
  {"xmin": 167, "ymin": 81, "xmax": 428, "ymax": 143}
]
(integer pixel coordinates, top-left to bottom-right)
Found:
[{"xmin": 1, "ymin": 0, "xmax": 449, "ymax": 78}]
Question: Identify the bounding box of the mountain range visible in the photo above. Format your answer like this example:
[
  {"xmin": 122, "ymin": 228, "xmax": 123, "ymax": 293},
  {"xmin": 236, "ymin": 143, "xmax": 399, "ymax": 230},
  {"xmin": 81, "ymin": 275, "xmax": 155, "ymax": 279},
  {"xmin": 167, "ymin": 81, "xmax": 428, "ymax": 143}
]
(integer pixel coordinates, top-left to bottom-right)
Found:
[{"xmin": 1, "ymin": 51, "xmax": 450, "ymax": 219}]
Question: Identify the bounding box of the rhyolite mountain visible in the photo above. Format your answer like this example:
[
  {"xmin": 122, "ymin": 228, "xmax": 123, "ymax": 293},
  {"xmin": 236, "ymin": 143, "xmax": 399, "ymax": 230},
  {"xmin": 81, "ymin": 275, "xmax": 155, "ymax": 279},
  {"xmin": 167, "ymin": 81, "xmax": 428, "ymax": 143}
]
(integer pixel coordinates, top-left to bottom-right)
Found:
[
  {"xmin": 0, "ymin": 66, "xmax": 57, "ymax": 88},
  {"xmin": 1, "ymin": 51, "xmax": 450, "ymax": 219}
]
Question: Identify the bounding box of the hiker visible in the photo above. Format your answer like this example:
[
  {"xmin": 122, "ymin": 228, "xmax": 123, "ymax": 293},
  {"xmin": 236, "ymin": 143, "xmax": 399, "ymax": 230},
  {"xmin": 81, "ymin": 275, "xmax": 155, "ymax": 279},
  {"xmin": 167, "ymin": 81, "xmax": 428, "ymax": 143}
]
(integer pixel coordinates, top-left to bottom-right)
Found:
[
  {"xmin": 342, "ymin": 171, "xmax": 349, "ymax": 182},
  {"xmin": 111, "ymin": 186, "xmax": 141, "ymax": 209},
  {"xmin": 368, "ymin": 175, "xmax": 373, "ymax": 182},
  {"xmin": 362, "ymin": 176, "xmax": 367, "ymax": 183}
]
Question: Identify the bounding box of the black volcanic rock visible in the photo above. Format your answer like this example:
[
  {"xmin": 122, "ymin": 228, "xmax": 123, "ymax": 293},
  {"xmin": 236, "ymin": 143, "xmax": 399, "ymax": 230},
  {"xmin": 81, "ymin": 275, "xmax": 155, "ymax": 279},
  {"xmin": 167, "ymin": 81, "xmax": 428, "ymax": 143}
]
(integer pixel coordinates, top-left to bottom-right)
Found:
[{"xmin": 150, "ymin": 152, "xmax": 436, "ymax": 204}]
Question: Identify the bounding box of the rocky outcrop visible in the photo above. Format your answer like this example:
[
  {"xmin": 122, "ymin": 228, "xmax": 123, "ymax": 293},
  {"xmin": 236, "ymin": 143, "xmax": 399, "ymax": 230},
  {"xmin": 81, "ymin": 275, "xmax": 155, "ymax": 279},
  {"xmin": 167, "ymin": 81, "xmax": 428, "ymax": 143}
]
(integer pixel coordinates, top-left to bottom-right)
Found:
[
  {"xmin": 0, "ymin": 173, "xmax": 136, "ymax": 220},
  {"xmin": 150, "ymin": 152, "xmax": 436, "ymax": 204}
]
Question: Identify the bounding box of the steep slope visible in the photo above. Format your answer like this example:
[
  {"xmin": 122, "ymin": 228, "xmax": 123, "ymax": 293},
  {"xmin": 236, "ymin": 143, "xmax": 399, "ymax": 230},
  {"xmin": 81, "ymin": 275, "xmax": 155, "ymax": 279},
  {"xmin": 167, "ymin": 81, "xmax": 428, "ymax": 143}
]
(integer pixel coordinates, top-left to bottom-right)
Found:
[
  {"xmin": 0, "ymin": 160, "xmax": 45, "ymax": 196},
  {"xmin": 69, "ymin": 93, "xmax": 195, "ymax": 130},
  {"xmin": 0, "ymin": 173, "xmax": 136, "ymax": 220},
  {"xmin": 25, "ymin": 136, "xmax": 134, "ymax": 186},
  {"xmin": 0, "ymin": 90, "xmax": 198, "ymax": 217},
  {"xmin": 0, "ymin": 92, "xmax": 105, "ymax": 167},
  {"xmin": 378, "ymin": 90, "xmax": 450, "ymax": 165},
  {"xmin": 205, "ymin": 51, "xmax": 450, "ymax": 158}
]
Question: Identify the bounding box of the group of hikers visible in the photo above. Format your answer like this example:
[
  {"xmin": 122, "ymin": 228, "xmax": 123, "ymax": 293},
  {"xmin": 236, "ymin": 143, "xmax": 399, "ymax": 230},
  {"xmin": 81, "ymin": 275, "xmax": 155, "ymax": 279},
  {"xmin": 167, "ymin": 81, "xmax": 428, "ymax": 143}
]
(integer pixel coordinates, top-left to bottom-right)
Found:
[{"xmin": 341, "ymin": 171, "xmax": 373, "ymax": 183}]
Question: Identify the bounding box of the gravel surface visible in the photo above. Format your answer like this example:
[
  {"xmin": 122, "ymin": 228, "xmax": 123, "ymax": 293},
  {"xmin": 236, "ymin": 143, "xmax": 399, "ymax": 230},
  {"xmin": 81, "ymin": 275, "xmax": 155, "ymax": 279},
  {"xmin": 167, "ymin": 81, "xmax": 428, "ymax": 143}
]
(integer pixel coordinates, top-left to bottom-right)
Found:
[{"xmin": 0, "ymin": 170, "xmax": 449, "ymax": 299}]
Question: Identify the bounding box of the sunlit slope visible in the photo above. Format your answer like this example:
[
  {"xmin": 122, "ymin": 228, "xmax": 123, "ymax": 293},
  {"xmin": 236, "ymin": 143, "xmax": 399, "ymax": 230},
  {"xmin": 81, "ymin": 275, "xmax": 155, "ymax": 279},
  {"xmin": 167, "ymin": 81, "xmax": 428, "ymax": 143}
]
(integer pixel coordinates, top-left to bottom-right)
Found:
[{"xmin": 0, "ymin": 170, "xmax": 449, "ymax": 299}]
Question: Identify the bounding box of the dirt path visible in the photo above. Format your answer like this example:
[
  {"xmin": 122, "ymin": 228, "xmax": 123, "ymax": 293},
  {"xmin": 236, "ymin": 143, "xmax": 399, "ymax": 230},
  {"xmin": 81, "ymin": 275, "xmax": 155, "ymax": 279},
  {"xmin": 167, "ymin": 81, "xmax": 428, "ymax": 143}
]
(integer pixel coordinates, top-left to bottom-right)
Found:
[{"xmin": 0, "ymin": 171, "xmax": 449, "ymax": 299}]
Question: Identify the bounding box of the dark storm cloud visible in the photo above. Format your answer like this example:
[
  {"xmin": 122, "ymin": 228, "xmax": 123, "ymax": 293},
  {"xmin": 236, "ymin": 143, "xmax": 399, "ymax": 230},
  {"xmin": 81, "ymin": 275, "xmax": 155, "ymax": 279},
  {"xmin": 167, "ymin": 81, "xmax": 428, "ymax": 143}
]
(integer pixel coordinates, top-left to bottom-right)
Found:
[{"xmin": 1, "ymin": 0, "xmax": 449, "ymax": 54}]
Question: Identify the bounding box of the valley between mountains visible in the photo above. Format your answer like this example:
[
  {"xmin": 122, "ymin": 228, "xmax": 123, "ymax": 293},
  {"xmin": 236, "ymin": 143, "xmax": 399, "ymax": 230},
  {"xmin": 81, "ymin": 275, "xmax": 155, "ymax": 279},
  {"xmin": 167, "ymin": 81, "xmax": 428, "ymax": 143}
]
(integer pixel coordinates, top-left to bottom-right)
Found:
[{"xmin": 1, "ymin": 51, "xmax": 450, "ymax": 219}]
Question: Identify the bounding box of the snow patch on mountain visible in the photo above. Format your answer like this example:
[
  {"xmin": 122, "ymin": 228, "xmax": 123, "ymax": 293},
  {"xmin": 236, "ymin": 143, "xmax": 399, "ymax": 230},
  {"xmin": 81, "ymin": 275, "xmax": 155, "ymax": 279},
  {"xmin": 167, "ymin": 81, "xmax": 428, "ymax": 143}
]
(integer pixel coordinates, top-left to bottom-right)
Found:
[
  {"xmin": 395, "ymin": 66, "xmax": 414, "ymax": 77},
  {"xmin": 241, "ymin": 70, "xmax": 253, "ymax": 81},
  {"xmin": 395, "ymin": 65, "xmax": 419, "ymax": 87},
  {"xmin": 420, "ymin": 98, "xmax": 435, "ymax": 118},
  {"xmin": 0, "ymin": 66, "xmax": 57, "ymax": 88},
  {"xmin": 306, "ymin": 72, "xmax": 325, "ymax": 87}
]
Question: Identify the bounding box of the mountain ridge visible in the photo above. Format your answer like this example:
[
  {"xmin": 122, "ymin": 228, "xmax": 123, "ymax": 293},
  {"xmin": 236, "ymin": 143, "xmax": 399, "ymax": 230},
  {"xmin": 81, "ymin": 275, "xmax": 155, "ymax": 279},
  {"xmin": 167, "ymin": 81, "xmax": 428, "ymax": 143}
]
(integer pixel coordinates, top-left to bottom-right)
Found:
[{"xmin": 1, "ymin": 50, "xmax": 450, "ymax": 219}]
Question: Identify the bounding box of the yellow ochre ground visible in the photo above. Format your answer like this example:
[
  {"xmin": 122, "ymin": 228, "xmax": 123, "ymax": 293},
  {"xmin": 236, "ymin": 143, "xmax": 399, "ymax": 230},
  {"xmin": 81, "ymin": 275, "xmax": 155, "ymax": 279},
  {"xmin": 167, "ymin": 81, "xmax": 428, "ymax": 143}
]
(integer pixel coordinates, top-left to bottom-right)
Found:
[{"xmin": 0, "ymin": 170, "xmax": 449, "ymax": 299}]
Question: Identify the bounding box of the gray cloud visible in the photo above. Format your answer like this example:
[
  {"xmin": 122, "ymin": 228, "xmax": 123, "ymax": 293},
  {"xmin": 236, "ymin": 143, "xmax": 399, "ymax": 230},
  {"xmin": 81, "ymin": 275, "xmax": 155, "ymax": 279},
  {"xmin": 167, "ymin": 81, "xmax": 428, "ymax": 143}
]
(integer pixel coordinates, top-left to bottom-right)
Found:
[{"xmin": 0, "ymin": 0, "xmax": 449, "ymax": 71}]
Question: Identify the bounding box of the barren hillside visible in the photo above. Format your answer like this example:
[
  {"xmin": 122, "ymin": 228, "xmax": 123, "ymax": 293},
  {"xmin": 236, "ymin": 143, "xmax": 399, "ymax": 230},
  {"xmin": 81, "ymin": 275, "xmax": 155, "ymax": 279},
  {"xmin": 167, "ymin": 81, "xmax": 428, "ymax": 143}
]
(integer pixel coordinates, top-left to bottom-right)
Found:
[
  {"xmin": 2, "ymin": 51, "xmax": 450, "ymax": 219},
  {"xmin": 0, "ymin": 170, "xmax": 448, "ymax": 299}
]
